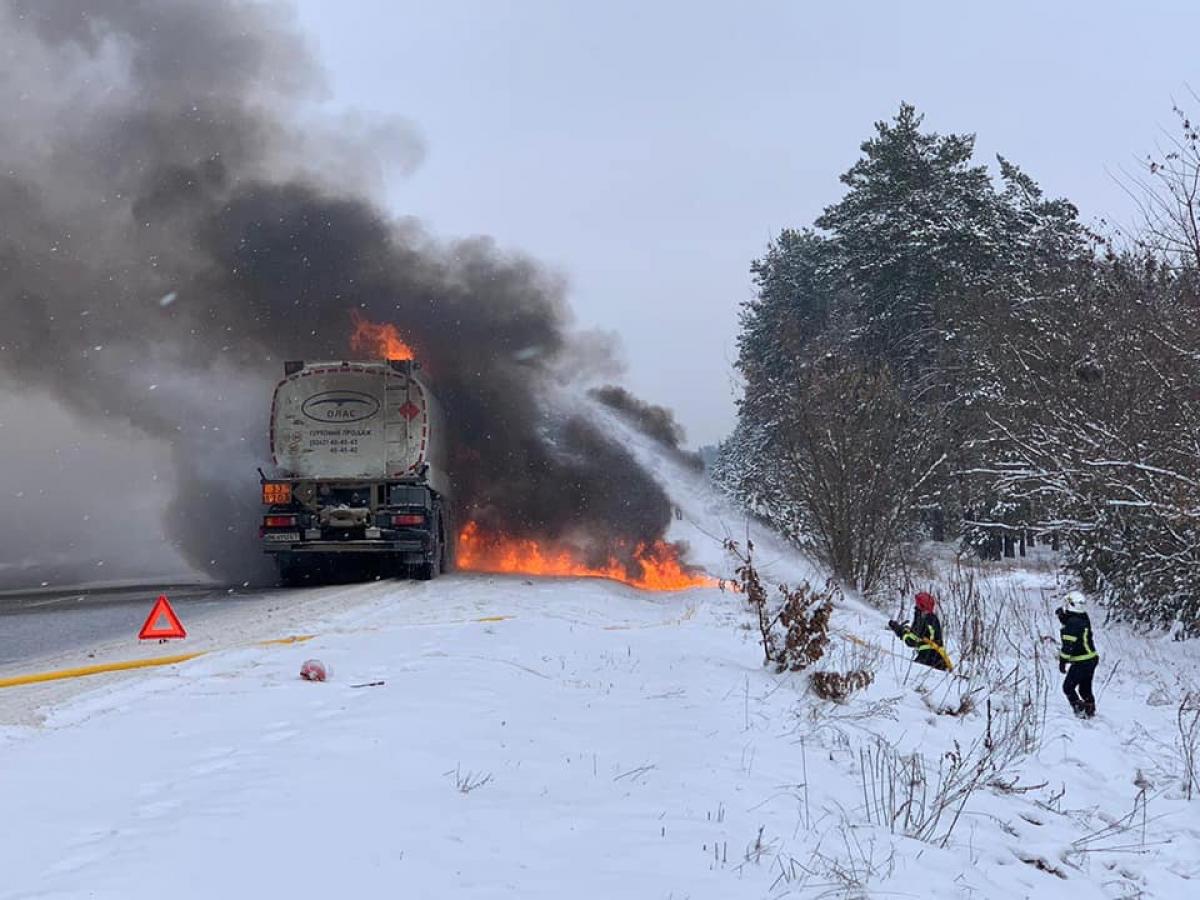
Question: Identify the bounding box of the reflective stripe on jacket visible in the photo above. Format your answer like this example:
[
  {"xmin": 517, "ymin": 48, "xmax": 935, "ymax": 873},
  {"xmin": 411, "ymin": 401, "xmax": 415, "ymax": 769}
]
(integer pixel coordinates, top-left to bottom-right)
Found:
[
  {"xmin": 901, "ymin": 610, "xmax": 942, "ymax": 653},
  {"xmin": 899, "ymin": 610, "xmax": 951, "ymax": 670},
  {"xmin": 1059, "ymin": 611, "xmax": 1099, "ymax": 663},
  {"xmin": 902, "ymin": 621, "xmax": 937, "ymax": 652}
]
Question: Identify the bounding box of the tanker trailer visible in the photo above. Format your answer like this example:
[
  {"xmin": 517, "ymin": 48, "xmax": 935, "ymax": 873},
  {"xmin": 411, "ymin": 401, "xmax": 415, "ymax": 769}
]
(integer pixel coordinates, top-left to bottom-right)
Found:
[{"xmin": 259, "ymin": 359, "xmax": 452, "ymax": 584}]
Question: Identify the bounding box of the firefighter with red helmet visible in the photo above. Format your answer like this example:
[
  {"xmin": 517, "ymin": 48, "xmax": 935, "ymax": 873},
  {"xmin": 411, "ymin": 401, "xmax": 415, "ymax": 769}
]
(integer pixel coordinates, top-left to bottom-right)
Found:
[{"xmin": 889, "ymin": 591, "xmax": 950, "ymax": 671}]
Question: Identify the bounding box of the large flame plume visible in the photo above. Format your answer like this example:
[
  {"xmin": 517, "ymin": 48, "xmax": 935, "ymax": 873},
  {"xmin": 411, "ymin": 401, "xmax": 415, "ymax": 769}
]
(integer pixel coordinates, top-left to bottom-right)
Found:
[{"xmin": 456, "ymin": 522, "xmax": 714, "ymax": 591}]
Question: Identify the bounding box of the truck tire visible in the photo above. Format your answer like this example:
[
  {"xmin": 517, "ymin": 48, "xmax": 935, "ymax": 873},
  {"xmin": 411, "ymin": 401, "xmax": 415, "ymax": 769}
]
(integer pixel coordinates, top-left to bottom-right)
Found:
[
  {"xmin": 277, "ymin": 558, "xmax": 311, "ymax": 587},
  {"xmin": 415, "ymin": 516, "xmax": 446, "ymax": 581},
  {"xmin": 438, "ymin": 516, "xmax": 450, "ymax": 574}
]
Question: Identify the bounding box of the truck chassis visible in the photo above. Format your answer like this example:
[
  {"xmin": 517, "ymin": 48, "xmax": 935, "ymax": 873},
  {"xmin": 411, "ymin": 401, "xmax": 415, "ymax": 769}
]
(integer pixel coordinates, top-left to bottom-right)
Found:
[{"xmin": 261, "ymin": 478, "xmax": 452, "ymax": 584}]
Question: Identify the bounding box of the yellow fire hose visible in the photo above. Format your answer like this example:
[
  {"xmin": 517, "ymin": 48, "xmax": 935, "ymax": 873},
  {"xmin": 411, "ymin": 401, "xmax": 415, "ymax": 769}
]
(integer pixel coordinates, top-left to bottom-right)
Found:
[{"xmin": 835, "ymin": 626, "xmax": 955, "ymax": 672}]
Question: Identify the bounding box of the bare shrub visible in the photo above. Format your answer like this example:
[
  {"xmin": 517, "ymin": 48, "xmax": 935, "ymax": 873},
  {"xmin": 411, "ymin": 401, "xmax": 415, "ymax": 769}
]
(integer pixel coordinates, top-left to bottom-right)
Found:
[
  {"xmin": 727, "ymin": 537, "xmax": 777, "ymax": 664},
  {"xmin": 446, "ymin": 765, "xmax": 493, "ymax": 794},
  {"xmin": 777, "ymin": 582, "xmax": 834, "ymax": 672},
  {"xmin": 937, "ymin": 563, "xmax": 990, "ymax": 666},
  {"xmin": 790, "ymin": 820, "xmax": 896, "ymax": 898},
  {"xmin": 726, "ymin": 538, "xmax": 836, "ymax": 672},
  {"xmin": 988, "ymin": 775, "xmax": 1047, "ymax": 795},
  {"xmin": 804, "ymin": 695, "xmax": 904, "ymax": 754},
  {"xmin": 811, "ymin": 670, "xmax": 875, "ymax": 703},
  {"xmin": 1179, "ymin": 692, "xmax": 1200, "ymax": 800},
  {"xmin": 1068, "ymin": 785, "xmax": 1157, "ymax": 857},
  {"xmin": 859, "ymin": 693, "xmax": 1045, "ymax": 847},
  {"xmin": 742, "ymin": 825, "xmax": 776, "ymax": 866},
  {"xmin": 742, "ymin": 353, "xmax": 946, "ymax": 593}
]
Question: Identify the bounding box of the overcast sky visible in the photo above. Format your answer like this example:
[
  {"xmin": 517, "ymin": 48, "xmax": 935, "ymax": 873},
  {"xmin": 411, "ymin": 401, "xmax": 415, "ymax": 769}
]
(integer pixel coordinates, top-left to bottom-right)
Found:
[{"xmin": 292, "ymin": 0, "xmax": 1195, "ymax": 446}]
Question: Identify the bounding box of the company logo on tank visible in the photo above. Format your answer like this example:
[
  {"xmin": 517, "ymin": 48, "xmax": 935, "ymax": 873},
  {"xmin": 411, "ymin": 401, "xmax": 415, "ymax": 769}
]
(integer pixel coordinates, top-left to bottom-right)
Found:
[{"xmin": 301, "ymin": 391, "xmax": 381, "ymax": 423}]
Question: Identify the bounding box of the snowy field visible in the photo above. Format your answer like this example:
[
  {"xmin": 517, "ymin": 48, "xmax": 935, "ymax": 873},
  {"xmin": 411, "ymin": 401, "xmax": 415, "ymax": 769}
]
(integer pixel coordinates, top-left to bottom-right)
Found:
[{"xmin": 3, "ymin": 434, "xmax": 1200, "ymax": 898}]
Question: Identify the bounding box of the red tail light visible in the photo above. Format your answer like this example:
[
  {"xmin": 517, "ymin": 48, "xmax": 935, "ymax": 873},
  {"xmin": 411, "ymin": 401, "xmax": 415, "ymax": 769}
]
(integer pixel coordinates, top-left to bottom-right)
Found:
[
  {"xmin": 264, "ymin": 515, "xmax": 298, "ymax": 528},
  {"xmin": 391, "ymin": 513, "xmax": 424, "ymax": 526}
]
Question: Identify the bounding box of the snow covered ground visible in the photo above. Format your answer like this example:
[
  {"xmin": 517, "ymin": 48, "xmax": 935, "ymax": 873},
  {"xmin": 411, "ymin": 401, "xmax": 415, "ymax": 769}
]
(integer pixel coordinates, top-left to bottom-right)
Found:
[{"xmin": 3, "ymin": 427, "xmax": 1200, "ymax": 898}]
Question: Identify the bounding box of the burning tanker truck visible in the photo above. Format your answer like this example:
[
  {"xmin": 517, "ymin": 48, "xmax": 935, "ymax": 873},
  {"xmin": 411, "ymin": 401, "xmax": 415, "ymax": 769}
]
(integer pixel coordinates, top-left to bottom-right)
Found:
[{"xmin": 259, "ymin": 358, "xmax": 451, "ymax": 585}]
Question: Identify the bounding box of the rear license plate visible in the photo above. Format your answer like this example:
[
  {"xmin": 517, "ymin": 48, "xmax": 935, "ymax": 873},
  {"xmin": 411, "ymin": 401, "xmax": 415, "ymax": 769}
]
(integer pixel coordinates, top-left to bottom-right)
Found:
[{"xmin": 264, "ymin": 532, "xmax": 300, "ymax": 543}]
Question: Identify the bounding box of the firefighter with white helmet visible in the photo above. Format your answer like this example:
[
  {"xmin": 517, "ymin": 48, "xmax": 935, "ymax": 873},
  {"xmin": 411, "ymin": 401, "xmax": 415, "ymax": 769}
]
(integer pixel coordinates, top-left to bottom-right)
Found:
[{"xmin": 1056, "ymin": 590, "xmax": 1100, "ymax": 718}]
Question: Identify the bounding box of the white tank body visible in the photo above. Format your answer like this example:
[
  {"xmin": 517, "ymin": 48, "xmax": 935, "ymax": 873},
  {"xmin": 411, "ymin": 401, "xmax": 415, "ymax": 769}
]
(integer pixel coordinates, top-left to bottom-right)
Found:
[{"xmin": 269, "ymin": 361, "xmax": 448, "ymax": 494}]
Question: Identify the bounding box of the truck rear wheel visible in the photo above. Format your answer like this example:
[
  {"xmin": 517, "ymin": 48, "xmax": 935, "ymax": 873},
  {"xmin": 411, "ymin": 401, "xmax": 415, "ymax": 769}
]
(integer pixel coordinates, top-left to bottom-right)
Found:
[
  {"xmin": 414, "ymin": 524, "xmax": 441, "ymax": 581},
  {"xmin": 277, "ymin": 557, "xmax": 312, "ymax": 587}
]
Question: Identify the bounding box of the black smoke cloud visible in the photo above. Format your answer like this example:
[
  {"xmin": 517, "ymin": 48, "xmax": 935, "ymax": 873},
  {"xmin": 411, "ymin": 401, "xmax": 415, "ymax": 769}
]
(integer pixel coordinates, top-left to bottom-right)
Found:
[
  {"xmin": 589, "ymin": 386, "xmax": 705, "ymax": 473},
  {"xmin": 0, "ymin": 0, "xmax": 671, "ymax": 583}
]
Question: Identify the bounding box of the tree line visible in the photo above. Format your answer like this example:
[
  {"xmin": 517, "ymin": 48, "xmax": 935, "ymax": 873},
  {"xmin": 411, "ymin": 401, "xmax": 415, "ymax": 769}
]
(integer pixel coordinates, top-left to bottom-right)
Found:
[{"xmin": 715, "ymin": 102, "xmax": 1200, "ymax": 634}]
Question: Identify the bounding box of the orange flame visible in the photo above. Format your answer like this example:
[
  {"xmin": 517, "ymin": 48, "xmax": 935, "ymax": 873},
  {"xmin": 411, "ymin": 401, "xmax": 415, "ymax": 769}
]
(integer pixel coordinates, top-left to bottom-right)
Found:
[
  {"xmin": 350, "ymin": 310, "xmax": 414, "ymax": 360},
  {"xmin": 456, "ymin": 521, "xmax": 714, "ymax": 591}
]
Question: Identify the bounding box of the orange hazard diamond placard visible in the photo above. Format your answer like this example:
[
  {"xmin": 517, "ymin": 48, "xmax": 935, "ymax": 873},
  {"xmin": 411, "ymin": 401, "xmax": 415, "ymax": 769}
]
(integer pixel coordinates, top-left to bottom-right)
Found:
[{"xmin": 139, "ymin": 595, "xmax": 187, "ymax": 640}]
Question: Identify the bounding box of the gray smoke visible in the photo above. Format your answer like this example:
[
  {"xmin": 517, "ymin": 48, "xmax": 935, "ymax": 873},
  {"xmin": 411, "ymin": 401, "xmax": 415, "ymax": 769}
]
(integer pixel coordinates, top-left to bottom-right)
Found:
[{"xmin": 0, "ymin": 0, "xmax": 673, "ymax": 585}]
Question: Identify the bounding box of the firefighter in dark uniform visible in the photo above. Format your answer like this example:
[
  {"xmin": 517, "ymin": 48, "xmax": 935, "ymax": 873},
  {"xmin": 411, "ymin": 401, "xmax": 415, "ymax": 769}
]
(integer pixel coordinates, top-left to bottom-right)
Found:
[
  {"xmin": 889, "ymin": 591, "xmax": 949, "ymax": 671},
  {"xmin": 1057, "ymin": 590, "xmax": 1099, "ymax": 718}
]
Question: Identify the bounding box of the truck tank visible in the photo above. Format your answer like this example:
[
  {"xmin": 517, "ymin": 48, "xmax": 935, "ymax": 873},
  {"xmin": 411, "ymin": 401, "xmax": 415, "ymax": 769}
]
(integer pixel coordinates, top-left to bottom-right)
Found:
[
  {"xmin": 270, "ymin": 360, "xmax": 448, "ymax": 491},
  {"xmin": 260, "ymin": 360, "xmax": 453, "ymax": 583}
]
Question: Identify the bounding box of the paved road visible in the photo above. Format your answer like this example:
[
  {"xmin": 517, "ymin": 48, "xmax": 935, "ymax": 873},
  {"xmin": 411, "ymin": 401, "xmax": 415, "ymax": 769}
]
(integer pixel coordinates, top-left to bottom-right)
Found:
[{"xmin": 0, "ymin": 583, "xmax": 284, "ymax": 672}]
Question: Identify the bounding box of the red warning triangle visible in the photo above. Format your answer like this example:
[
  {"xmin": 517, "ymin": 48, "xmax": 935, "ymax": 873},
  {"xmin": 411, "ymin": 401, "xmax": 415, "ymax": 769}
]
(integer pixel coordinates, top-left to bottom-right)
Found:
[{"xmin": 138, "ymin": 595, "xmax": 187, "ymax": 640}]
